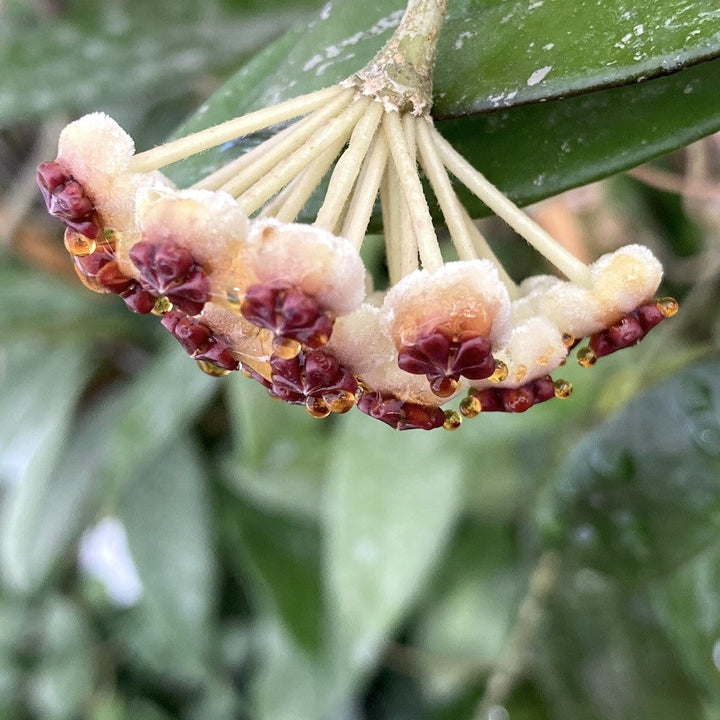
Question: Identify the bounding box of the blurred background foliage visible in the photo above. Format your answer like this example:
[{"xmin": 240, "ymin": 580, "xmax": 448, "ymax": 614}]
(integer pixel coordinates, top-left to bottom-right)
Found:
[{"xmin": 1, "ymin": 1, "xmax": 720, "ymax": 719}]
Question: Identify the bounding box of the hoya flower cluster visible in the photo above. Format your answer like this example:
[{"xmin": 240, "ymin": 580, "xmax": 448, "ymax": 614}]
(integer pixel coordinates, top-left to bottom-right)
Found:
[{"xmin": 36, "ymin": 3, "xmax": 676, "ymax": 431}]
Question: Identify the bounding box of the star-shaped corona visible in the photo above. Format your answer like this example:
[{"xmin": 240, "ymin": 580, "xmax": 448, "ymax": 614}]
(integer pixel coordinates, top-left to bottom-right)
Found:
[{"xmin": 36, "ymin": 0, "xmax": 677, "ymax": 431}]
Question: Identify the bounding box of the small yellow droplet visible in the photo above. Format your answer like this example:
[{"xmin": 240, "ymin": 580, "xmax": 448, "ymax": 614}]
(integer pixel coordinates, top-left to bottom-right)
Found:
[
  {"xmin": 152, "ymin": 296, "xmax": 173, "ymax": 315},
  {"xmin": 443, "ymin": 409, "xmax": 462, "ymax": 431},
  {"xmin": 657, "ymin": 297, "xmax": 679, "ymax": 318},
  {"xmin": 577, "ymin": 346, "xmax": 597, "ymax": 368},
  {"xmin": 305, "ymin": 396, "xmax": 331, "ymax": 418},
  {"xmin": 325, "ymin": 390, "xmax": 356, "ymax": 414},
  {"xmin": 553, "ymin": 378, "xmax": 573, "ymax": 399},
  {"xmin": 272, "ymin": 336, "xmax": 302, "ymax": 359},
  {"xmin": 226, "ymin": 287, "xmax": 242, "ymax": 310},
  {"xmin": 489, "ymin": 359, "xmax": 509, "ymax": 383},
  {"xmin": 562, "ymin": 333, "xmax": 575, "ymax": 348},
  {"xmin": 432, "ymin": 376, "xmax": 459, "ymax": 398},
  {"xmin": 64, "ymin": 229, "xmax": 96, "ymax": 257},
  {"xmin": 459, "ymin": 393, "xmax": 482, "ymax": 418},
  {"xmin": 196, "ymin": 360, "xmax": 232, "ymax": 377}
]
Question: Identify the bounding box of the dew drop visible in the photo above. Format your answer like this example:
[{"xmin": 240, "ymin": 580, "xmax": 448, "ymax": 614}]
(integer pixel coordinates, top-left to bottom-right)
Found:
[
  {"xmin": 272, "ymin": 336, "xmax": 302, "ymax": 360},
  {"xmin": 487, "ymin": 706, "xmax": 509, "ymax": 720},
  {"xmin": 151, "ymin": 296, "xmax": 173, "ymax": 315},
  {"xmin": 572, "ymin": 523, "xmax": 597, "ymax": 547},
  {"xmin": 325, "ymin": 390, "xmax": 356, "ymax": 414},
  {"xmin": 577, "ymin": 346, "xmax": 597, "ymax": 367},
  {"xmin": 443, "ymin": 409, "xmax": 462, "ymax": 431},
  {"xmin": 64, "ymin": 230, "xmax": 97, "ymax": 257},
  {"xmin": 196, "ymin": 360, "xmax": 232, "ymax": 377},
  {"xmin": 459, "ymin": 393, "xmax": 482, "ymax": 418},
  {"xmin": 305, "ymin": 396, "xmax": 331, "ymax": 418},
  {"xmin": 657, "ymin": 296, "xmax": 679, "ymax": 318},
  {"xmin": 692, "ymin": 426, "xmax": 720, "ymax": 457},
  {"xmin": 553, "ymin": 378, "xmax": 573, "ymax": 399},
  {"xmin": 225, "ymin": 287, "xmax": 242, "ymax": 310},
  {"xmin": 489, "ymin": 359, "xmax": 509, "ymax": 383}
]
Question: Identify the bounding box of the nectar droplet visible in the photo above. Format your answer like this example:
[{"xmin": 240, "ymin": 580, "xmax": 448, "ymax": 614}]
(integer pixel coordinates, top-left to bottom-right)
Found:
[
  {"xmin": 226, "ymin": 287, "xmax": 242, "ymax": 310},
  {"xmin": 152, "ymin": 296, "xmax": 173, "ymax": 315},
  {"xmin": 443, "ymin": 409, "xmax": 462, "ymax": 431},
  {"xmin": 657, "ymin": 297, "xmax": 679, "ymax": 318},
  {"xmin": 197, "ymin": 359, "xmax": 232, "ymax": 377},
  {"xmin": 64, "ymin": 229, "xmax": 96, "ymax": 257},
  {"xmin": 577, "ymin": 346, "xmax": 597, "ymax": 368},
  {"xmin": 553, "ymin": 378, "xmax": 573, "ymax": 399},
  {"xmin": 562, "ymin": 333, "xmax": 575, "ymax": 348},
  {"xmin": 459, "ymin": 393, "xmax": 482, "ymax": 418},
  {"xmin": 272, "ymin": 336, "xmax": 302, "ymax": 360},
  {"xmin": 489, "ymin": 359, "xmax": 509, "ymax": 383},
  {"xmin": 431, "ymin": 376, "xmax": 459, "ymax": 398},
  {"xmin": 305, "ymin": 396, "xmax": 331, "ymax": 418},
  {"xmin": 325, "ymin": 390, "xmax": 357, "ymax": 414}
]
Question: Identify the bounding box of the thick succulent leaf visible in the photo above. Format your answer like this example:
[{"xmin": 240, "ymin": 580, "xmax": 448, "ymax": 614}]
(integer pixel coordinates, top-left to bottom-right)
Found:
[
  {"xmin": 435, "ymin": 0, "xmax": 720, "ymax": 115},
  {"xmin": 536, "ymin": 568, "xmax": 703, "ymax": 720},
  {"xmin": 221, "ymin": 495, "xmax": 323, "ymax": 653},
  {"xmin": 649, "ymin": 543, "xmax": 720, "ymax": 710},
  {"xmin": 0, "ymin": 342, "xmax": 93, "ymax": 594},
  {"xmin": 168, "ymin": 0, "xmax": 720, "ymax": 209},
  {"xmin": 323, "ymin": 411, "xmax": 463, "ymax": 701},
  {"xmin": 223, "ymin": 375, "xmax": 329, "ymax": 519},
  {"xmin": 0, "ymin": 0, "xmax": 314, "ymax": 127},
  {"xmin": 101, "ymin": 343, "xmax": 218, "ymax": 494},
  {"xmin": 113, "ymin": 439, "xmax": 216, "ymax": 681},
  {"xmin": 538, "ymin": 355, "xmax": 720, "ymax": 579}
]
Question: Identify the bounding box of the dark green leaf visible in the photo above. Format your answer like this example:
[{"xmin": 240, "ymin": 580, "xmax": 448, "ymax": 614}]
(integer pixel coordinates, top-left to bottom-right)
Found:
[
  {"xmin": 649, "ymin": 543, "xmax": 720, "ymax": 709},
  {"xmin": 536, "ymin": 568, "xmax": 702, "ymax": 720},
  {"xmin": 168, "ymin": 0, "xmax": 720, "ymax": 210},
  {"xmin": 0, "ymin": 0, "xmax": 315, "ymax": 127},
  {"xmin": 539, "ymin": 355, "xmax": 720, "ymax": 578},
  {"xmin": 412, "ymin": 523, "xmax": 527, "ymax": 703},
  {"xmin": 221, "ymin": 496, "xmax": 322, "ymax": 652},
  {"xmin": 224, "ymin": 375, "xmax": 329, "ymax": 518},
  {"xmin": 324, "ymin": 412, "xmax": 463, "ymax": 695}
]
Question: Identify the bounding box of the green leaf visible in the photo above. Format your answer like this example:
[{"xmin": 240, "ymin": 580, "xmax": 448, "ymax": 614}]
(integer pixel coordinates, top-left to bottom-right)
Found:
[
  {"xmin": 412, "ymin": 522, "xmax": 527, "ymax": 703},
  {"xmin": 25, "ymin": 596, "xmax": 96, "ymax": 720},
  {"xmin": 113, "ymin": 439, "xmax": 216, "ymax": 681},
  {"xmin": 0, "ymin": 258, "xmax": 135, "ymax": 342},
  {"xmin": 323, "ymin": 411, "xmax": 464, "ymax": 699},
  {"xmin": 539, "ymin": 355, "xmax": 720, "ymax": 579},
  {"xmin": 0, "ymin": 0, "xmax": 315, "ymax": 127},
  {"xmin": 649, "ymin": 543, "xmax": 720, "ymax": 710},
  {"xmin": 435, "ymin": 0, "xmax": 720, "ymax": 116},
  {"xmin": 168, "ymin": 0, "xmax": 720, "ymax": 209},
  {"xmin": 223, "ymin": 374, "xmax": 330, "ymax": 519},
  {"xmin": 221, "ymin": 495, "xmax": 323, "ymax": 652},
  {"xmin": 102, "ymin": 343, "xmax": 218, "ymax": 494},
  {"xmin": 0, "ymin": 342, "xmax": 93, "ymax": 594},
  {"xmin": 536, "ymin": 568, "xmax": 702, "ymax": 720}
]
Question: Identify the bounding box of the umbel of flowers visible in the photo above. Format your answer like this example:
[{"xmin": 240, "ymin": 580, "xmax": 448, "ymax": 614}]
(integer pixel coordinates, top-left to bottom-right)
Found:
[{"xmin": 36, "ymin": 0, "xmax": 677, "ymax": 431}]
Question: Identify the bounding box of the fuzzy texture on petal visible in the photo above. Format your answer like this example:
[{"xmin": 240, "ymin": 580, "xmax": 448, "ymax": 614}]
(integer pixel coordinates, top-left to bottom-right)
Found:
[
  {"xmin": 383, "ymin": 260, "xmax": 512, "ymax": 350},
  {"xmin": 244, "ymin": 219, "xmax": 366, "ymax": 316},
  {"xmin": 515, "ymin": 245, "xmax": 664, "ymax": 340},
  {"xmin": 200, "ymin": 302, "xmax": 274, "ymax": 365},
  {"xmin": 329, "ymin": 304, "xmax": 461, "ymax": 405},
  {"xmin": 57, "ymin": 113, "xmax": 171, "ymax": 234},
  {"xmin": 474, "ymin": 317, "xmax": 568, "ymax": 389},
  {"xmin": 590, "ymin": 244, "xmax": 663, "ymax": 319},
  {"xmin": 125, "ymin": 187, "xmax": 250, "ymax": 292}
]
